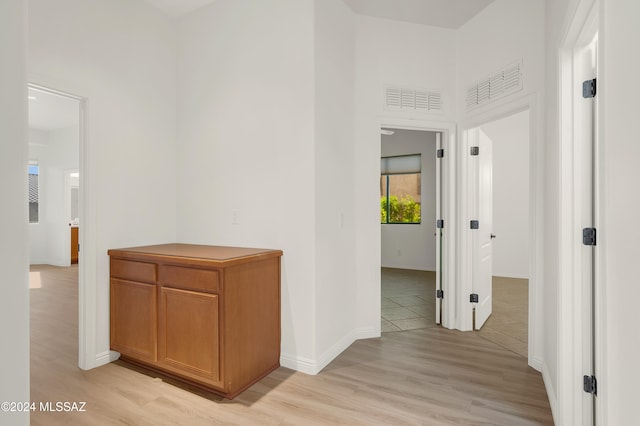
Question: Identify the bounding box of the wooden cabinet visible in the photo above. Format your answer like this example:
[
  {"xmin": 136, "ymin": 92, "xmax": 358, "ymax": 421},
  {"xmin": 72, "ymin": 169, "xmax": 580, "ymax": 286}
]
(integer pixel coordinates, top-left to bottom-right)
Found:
[
  {"xmin": 108, "ymin": 243, "xmax": 282, "ymax": 399},
  {"xmin": 70, "ymin": 227, "xmax": 79, "ymax": 264}
]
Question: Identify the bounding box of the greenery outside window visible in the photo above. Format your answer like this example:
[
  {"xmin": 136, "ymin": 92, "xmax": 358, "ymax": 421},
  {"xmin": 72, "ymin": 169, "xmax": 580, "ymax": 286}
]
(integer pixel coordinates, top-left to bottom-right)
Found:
[{"xmin": 381, "ymin": 154, "xmax": 421, "ymax": 224}]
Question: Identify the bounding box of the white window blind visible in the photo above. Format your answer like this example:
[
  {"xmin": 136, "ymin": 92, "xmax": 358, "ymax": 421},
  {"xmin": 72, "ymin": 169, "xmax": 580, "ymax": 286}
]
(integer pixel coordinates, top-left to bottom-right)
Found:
[{"xmin": 381, "ymin": 154, "xmax": 421, "ymax": 175}]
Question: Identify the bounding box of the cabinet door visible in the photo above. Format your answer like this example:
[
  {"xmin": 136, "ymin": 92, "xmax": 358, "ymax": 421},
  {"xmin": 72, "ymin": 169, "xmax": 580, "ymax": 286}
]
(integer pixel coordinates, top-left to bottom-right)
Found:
[
  {"xmin": 70, "ymin": 227, "xmax": 78, "ymax": 264},
  {"xmin": 110, "ymin": 279, "xmax": 157, "ymax": 362},
  {"xmin": 158, "ymin": 287, "xmax": 221, "ymax": 387}
]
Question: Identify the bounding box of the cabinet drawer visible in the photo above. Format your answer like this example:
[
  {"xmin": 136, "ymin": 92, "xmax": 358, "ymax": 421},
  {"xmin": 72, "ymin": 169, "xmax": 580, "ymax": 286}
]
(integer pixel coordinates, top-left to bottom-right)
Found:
[
  {"xmin": 160, "ymin": 265, "xmax": 219, "ymax": 293},
  {"xmin": 111, "ymin": 259, "xmax": 157, "ymax": 283}
]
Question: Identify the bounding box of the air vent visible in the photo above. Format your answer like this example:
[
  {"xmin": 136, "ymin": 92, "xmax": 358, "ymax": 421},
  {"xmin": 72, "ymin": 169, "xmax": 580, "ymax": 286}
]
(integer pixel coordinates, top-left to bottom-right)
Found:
[
  {"xmin": 466, "ymin": 61, "xmax": 522, "ymax": 110},
  {"xmin": 386, "ymin": 87, "xmax": 442, "ymax": 112}
]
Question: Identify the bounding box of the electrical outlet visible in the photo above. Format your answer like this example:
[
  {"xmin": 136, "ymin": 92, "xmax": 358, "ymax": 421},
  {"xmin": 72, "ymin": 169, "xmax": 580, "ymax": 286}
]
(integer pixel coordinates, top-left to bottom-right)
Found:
[
  {"xmin": 232, "ymin": 210, "xmax": 240, "ymax": 225},
  {"xmin": 397, "ymin": 249, "xmax": 401, "ymax": 256}
]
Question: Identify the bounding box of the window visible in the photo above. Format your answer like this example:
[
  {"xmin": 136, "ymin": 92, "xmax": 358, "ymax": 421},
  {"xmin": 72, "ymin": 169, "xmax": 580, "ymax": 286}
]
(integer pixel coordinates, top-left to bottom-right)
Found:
[
  {"xmin": 380, "ymin": 154, "xmax": 421, "ymax": 224},
  {"xmin": 29, "ymin": 163, "xmax": 39, "ymax": 223}
]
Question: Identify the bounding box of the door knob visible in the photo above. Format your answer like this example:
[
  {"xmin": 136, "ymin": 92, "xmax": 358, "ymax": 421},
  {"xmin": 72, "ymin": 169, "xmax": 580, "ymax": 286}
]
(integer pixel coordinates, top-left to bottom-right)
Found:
[{"xmin": 490, "ymin": 234, "xmax": 496, "ymax": 239}]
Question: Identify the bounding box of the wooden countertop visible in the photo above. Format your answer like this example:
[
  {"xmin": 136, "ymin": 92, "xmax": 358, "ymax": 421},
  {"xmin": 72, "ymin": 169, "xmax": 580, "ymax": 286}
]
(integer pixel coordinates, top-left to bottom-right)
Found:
[{"xmin": 108, "ymin": 243, "xmax": 282, "ymax": 268}]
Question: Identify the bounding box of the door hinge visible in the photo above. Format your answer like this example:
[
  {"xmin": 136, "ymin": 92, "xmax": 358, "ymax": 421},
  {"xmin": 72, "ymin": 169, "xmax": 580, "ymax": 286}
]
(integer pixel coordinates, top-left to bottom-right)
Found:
[
  {"xmin": 436, "ymin": 289, "xmax": 444, "ymax": 299},
  {"xmin": 583, "ymin": 375, "xmax": 597, "ymax": 395},
  {"xmin": 470, "ymin": 220, "xmax": 479, "ymax": 230},
  {"xmin": 582, "ymin": 78, "xmax": 597, "ymax": 98},
  {"xmin": 583, "ymin": 228, "xmax": 597, "ymax": 246},
  {"xmin": 470, "ymin": 293, "xmax": 479, "ymax": 303},
  {"xmin": 436, "ymin": 219, "xmax": 444, "ymax": 229},
  {"xmin": 437, "ymin": 148, "xmax": 444, "ymax": 158},
  {"xmin": 470, "ymin": 146, "xmax": 479, "ymax": 156}
]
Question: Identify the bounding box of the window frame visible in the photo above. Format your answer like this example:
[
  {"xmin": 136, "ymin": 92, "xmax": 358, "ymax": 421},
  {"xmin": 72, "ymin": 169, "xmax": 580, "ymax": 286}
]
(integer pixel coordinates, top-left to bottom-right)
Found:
[
  {"xmin": 28, "ymin": 161, "xmax": 40, "ymax": 224},
  {"xmin": 380, "ymin": 154, "xmax": 422, "ymax": 225}
]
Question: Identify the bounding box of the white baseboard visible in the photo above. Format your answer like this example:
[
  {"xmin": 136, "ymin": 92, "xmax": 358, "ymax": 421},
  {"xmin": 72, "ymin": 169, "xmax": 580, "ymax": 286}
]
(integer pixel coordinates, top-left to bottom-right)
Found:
[
  {"xmin": 354, "ymin": 326, "xmax": 379, "ymax": 340},
  {"xmin": 493, "ymin": 272, "xmax": 530, "ymax": 280},
  {"xmin": 280, "ymin": 327, "xmax": 380, "ymax": 375},
  {"xmin": 280, "ymin": 353, "xmax": 320, "ymax": 375},
  {"xmin": 529, "ymin": 355, "xmax": 543, "ymax": 372},
  {"xmin": 541, "ymin": 360, "xmax": 558, "ymax": 425},
  {"xmin": 94, "ymin": 350, "xmax": 119, "ymax": 368},
  {"xmin": 29, "ymin": 259, "xmax": 71, "ymax": 267},
  {"xmin": 380, "ymin": 264, "xmax": 436, "ymax": 272}
]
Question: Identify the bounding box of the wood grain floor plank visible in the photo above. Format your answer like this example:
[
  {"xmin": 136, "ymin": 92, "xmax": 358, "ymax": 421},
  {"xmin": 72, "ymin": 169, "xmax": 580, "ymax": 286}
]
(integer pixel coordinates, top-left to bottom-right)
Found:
[{"xmin": 30, "ymin": 264, "xmax": 553, "ymax": 425}]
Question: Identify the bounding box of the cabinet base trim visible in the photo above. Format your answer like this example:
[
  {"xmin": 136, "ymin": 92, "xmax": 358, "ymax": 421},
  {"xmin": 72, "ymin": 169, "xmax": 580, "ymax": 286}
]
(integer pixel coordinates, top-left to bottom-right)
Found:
[{"xmin": 116, "ymin": 356, "xmax": 279, "ymax": 400}]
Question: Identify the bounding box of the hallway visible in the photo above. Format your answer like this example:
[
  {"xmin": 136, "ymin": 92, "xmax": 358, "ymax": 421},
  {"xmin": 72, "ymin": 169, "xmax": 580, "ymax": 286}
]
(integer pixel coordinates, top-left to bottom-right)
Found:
[{"xmin": 30, "ymin": 264, "xmax": 552, "ymax": 425}]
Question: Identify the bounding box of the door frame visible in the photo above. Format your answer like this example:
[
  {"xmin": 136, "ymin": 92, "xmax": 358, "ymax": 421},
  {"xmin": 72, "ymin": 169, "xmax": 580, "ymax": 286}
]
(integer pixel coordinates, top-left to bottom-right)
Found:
[
  {"xmin": 458, "ymin": 93, "xmax": 541, "ymax": 370},
  {"xmin": 28, "ymin": 82, "xmax": 98, "ymax": 370},
  {"xmin": 558, "ymin": 0, "xmax": 604, "ymax": 423},
  {"xmin": 378, "ymin": 118, "xmax": 457, "ymax": 329}
]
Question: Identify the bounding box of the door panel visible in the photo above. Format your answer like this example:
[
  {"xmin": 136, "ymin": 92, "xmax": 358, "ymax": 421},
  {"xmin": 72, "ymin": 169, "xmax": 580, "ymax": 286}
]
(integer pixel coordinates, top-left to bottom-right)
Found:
[
  {"xmin": 474, "ymin": 130, "xmax": 493, "ymax": 329},
  {"xmin": 110, "ymin": 278, "xmax": 157, "ymax": 362},
  {"xmin": 158, "ymin": 287, "xmax": 221, "ymax": 386}
]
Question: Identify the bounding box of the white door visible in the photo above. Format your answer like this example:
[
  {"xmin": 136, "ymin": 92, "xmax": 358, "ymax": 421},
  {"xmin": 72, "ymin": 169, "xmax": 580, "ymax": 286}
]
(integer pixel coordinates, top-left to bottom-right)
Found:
[
  {"xmin": 435, "ymin": 133, "xmax": 443, "ymax": 324},
  {"xmin": 473, "ymin": 130, "xmax": 493, "ymax": 329}
]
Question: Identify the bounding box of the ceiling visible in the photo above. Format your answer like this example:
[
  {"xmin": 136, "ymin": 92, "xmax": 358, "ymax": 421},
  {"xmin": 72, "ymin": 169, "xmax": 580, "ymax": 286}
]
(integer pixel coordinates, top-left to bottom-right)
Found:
[
  {"xmin": 28, "ymin": 88, "xmax": 79, "ymax": 132},
  {"xmin": 145, "ymin": 0, "xmax": 494, "ymax": 28},
  {"xmin": 144, "ymin": 0, "xmax": 219, "ymax": 18},
  {"xmin": 30, "ymin": 1, "xmax": 493, "ymax": 130},
  {"xmin": 343, "ymin": 0, "xmax": 494, "ymax": 29}
]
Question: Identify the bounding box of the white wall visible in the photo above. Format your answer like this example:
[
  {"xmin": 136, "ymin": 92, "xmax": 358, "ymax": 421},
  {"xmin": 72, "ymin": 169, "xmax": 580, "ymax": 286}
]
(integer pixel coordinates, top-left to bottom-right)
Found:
[
  {"xmin": 28, "ymin": 129, "xmax": 48, "ymax": 264},
  {"xmin": 29, "ymin": 0, "xmax": 178, "ymax": 366},
  {"xmin": 480, "ymin": 110, "xmax": 529, "ymax": 279},
  {"xmin": 456, "ymin": 0, "xmax": 545, "ymax": 119},
  {"xmin": 28, "ymin": 126, "xmax": 79, "ymax": 266},
  {"xmin": 176, "ymin": 0, "xmax": 318, "ymax": 371},
  {"xmin": 0, "ymin": 0, "xmax": 29, "ymax": 424},
  {"xmin": 601, "ymin": 0, "xmax": 640, "ymax": 423},
  {"xmin": 354, "ymin": 15, "xmax": 457, "ymax": 334},
  {"xmin": 381, "ymin": 130, "xmax": 437, "ymax": 271},
  {"xmin": 314, "ymin": 0, "xmax": 360, "ymax": 364}
]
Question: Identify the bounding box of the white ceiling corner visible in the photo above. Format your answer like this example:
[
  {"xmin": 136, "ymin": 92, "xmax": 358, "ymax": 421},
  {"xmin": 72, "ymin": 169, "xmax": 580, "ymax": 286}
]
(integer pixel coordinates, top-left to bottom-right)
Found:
[
  {"xmin": 144, "ymin": 0, "xmax": 494, "ymax": 27},
  {"xmin": 342, "ymin": 0, "xmax": 495, "ymax": 29},
  {"xmin": 144, "ymin": 0, "xmax": 218, "ymax": 18}
]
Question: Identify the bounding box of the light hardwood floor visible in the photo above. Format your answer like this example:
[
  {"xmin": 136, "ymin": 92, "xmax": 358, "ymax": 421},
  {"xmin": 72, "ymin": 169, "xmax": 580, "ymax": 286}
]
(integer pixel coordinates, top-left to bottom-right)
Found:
[
  {"xmin": 30, "ymin": 264, "xmax": 553, "ymax": 425},
  {"xmin": 382, "ymin": 268, "xmax": 529, "ymax": 358}
]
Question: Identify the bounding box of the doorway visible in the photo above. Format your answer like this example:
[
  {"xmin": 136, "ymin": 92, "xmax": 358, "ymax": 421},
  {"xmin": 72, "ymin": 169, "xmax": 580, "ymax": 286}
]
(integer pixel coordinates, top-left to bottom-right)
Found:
[
  {"xmin": 457, "ymin": 96, "xmax": 540, "ymax": 369},
  {"xmin": 28, "ymin": 86, "xmax": 81, "ymax": 267},
  {"xmin": 465, "ymin": 110, "xmax": 531, "ymax": 356},
  {"xmin": 375, "ymin": 118, "xmax": 455, "ymax": 332},
  {"xmin": 28, "ymin": 83, "xmax": 88, "ymax": 369},
  {"xmin": 380, "ymin": 128, "xmax": 439, "ymax": 332}
]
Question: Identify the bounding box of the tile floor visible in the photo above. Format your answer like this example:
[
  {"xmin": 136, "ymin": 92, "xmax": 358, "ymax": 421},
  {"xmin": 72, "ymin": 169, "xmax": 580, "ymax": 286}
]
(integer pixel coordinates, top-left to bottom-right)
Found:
[
  {"xmin": 381, "ymin": 268, "xmax": 529, "ymax": 358},
  {"xmin": 381, "ymin": 268, "xmax": 437, "ymax": 333}
]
